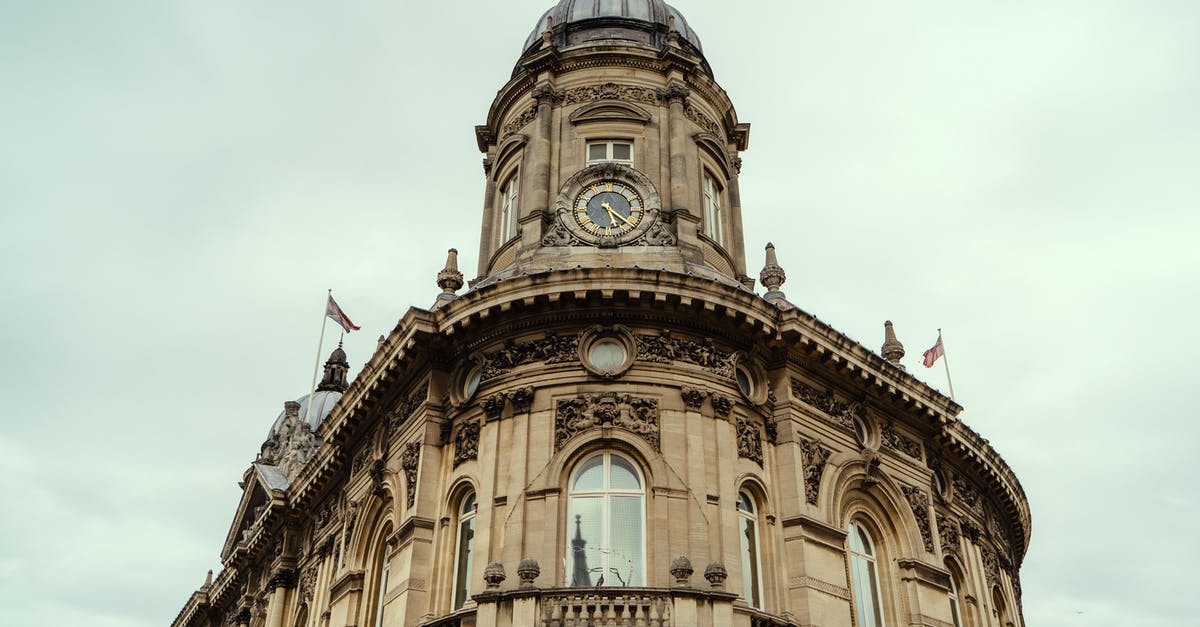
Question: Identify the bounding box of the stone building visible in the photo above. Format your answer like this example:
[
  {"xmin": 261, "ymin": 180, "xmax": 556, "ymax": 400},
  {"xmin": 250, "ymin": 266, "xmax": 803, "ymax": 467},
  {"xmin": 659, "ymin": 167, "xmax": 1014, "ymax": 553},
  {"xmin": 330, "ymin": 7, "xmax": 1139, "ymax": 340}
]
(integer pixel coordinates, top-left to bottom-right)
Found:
[{"xmin": 171, "ymin": 2, "xmax": 1030, "ymax": 626}]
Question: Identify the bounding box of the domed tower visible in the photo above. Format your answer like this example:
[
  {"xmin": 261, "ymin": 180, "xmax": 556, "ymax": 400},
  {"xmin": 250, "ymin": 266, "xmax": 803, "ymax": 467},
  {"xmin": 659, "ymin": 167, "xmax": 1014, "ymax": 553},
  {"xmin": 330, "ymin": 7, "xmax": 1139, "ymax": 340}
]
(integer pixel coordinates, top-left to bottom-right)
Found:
[{"xmin": 172, "ymin": 4, "xmax": 1030, "ymax": 627}]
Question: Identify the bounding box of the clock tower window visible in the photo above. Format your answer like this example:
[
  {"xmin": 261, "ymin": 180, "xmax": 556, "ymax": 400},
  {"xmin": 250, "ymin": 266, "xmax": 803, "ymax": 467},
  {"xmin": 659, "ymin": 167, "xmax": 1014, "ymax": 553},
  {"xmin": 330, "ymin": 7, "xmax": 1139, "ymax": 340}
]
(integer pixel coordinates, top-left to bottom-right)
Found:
[
  {"xmin": 586, "ymin": 140, "xmax": 633, "ymax": 166},
  {"xmin": 702, "ymin": 171, "xmax": 724, "ymax": 245}
]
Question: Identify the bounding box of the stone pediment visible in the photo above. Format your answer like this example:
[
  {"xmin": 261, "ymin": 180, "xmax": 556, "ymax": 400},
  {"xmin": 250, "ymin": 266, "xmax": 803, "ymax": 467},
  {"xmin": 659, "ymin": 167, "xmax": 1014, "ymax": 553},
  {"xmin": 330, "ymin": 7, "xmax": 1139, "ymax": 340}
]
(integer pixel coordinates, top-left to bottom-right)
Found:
[
  {"xmin": 219, "ymin": 463, "xmax": 289, "ymax": 561},
  {"xmin": 568, "ymin": 100, "xmax": 652, "ymax": 125}
]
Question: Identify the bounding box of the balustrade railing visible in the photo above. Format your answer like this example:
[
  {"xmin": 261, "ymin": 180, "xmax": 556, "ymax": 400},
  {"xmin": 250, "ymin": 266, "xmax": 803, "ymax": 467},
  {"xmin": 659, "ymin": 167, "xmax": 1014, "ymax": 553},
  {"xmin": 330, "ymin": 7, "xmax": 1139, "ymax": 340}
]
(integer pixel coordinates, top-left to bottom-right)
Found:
[{"xmin": 539, "ymin": 590, "xmax": 672, "ymax": 627}]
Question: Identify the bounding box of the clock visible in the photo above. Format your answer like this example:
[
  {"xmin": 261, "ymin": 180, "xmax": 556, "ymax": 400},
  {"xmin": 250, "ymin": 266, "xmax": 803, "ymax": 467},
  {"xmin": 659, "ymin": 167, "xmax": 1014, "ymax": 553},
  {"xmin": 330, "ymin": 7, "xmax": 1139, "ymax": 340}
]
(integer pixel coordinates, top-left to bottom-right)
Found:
[{"xmin": 573, "ymin": 180, "xmax": 644, "ymax": 238}]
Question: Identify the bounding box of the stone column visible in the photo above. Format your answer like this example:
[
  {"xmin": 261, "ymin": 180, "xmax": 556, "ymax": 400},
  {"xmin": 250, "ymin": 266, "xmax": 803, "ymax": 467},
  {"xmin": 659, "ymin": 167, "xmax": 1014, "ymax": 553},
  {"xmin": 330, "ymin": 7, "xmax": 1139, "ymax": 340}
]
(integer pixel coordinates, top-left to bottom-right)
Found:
[
  {"xmin": 665, "ymin": 79, "xmax": 690, "ymax": 216},
  {"xmin": 264, "ymin": 578, "xmax": 290, "ymax": 627},
  {"xmin": 726, "ymin": 161, "xmax": 748, "ymax": 277},
  {"xmin": 477, "ymin": 156, "xmax": 498, "ymax": 276},
  {"xmin": 522, "ymin": 81, "xmax": 555, "ymax": 249}
]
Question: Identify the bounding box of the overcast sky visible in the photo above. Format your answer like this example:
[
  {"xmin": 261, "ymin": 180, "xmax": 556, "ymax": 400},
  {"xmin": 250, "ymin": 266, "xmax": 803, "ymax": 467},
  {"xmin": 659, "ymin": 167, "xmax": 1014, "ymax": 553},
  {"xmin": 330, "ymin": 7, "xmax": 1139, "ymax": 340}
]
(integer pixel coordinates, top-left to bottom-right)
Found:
[{"xmin": 1, "ymin": 2, "xmax": 1197, "ymax": 626}]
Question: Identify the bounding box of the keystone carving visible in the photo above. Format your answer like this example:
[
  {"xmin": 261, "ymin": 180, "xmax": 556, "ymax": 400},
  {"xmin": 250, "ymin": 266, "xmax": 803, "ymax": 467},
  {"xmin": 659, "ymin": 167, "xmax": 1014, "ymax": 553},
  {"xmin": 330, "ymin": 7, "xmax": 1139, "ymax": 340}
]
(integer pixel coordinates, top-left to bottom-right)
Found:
[
  {"xmin": 736, "ymin": 416, "xmax": 762, "ymax": 465},
  {"xmin": 481, "ymin": 331, "xmax": 579, "ymax": 381},
  {"xmin": 790, "ymin": 379, "xmax": 865, "ymax": 430},
  {"xmin": 636, "ymin": 330, "xmax": 735, "ymax": 378},
  {"xmin": 799, "ymin": 438, "xmax": 832, "ymax": 505},
  {"xmin": 401, "ymin": 442, "xmax": 421, "ymax": 508},
  {"xmin": 453, "ymin": 419, "xmax": 480, "ymax": 468},
  {"xmin": 555, "ymin": 392, "xmax": 660, "ymax": 451},
  {"xmin": 901, "ymin": 485, "xmax": 935, "ymax": 553}
]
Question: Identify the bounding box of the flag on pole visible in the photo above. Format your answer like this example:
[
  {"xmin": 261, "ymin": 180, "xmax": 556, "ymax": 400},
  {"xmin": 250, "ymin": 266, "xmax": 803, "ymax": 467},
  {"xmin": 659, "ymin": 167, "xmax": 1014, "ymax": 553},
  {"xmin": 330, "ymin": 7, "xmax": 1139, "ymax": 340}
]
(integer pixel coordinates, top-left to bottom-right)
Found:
[
  {"xmin": 326, "ymin": 295, "xmax": 360, "ymax": 333},
  {"xmin": 922, "ymin": 336, "xmax": 944, "ymax": 368}
]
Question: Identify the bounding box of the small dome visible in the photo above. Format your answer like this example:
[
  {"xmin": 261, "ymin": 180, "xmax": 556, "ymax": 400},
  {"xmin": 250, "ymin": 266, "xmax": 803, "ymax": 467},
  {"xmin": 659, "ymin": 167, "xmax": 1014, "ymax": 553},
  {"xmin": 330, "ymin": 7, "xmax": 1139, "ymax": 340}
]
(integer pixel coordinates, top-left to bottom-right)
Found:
[
  {"xmin": 521, "ymin": 0, "xmax": 705, "ymax": 66},
  {"xmin": 271, "ymin": 389, "xmax": 342, "ymax": 434}
]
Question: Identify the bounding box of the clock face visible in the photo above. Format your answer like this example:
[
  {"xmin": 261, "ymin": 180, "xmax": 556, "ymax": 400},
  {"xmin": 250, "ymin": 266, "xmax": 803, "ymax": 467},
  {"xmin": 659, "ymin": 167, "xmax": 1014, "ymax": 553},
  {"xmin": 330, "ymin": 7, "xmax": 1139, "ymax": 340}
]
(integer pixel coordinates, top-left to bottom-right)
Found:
[{"xmin": 573, "ymin": 180, "xmax": 644, "ymax": 237}]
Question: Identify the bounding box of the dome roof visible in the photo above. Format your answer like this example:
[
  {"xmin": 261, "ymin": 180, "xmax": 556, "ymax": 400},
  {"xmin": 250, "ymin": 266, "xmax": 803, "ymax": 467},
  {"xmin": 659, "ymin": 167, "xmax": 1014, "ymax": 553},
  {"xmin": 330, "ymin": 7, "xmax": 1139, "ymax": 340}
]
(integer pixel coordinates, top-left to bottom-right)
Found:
[
  {"xmin": 521, "ymin": 0, "xmax": 704, "ymax": 60},
  {"xmin": 270, "ymin": 389, "xmax": 342, "ymax": 434}
]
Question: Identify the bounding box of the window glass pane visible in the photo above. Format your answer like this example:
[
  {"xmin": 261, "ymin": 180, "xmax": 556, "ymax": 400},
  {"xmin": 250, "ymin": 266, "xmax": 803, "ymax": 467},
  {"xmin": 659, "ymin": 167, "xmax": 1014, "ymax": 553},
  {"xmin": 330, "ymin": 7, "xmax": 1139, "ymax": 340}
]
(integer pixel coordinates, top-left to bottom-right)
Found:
[
  {"xmin": 612, "ymin": 143, "xmax": 631, "ymax": 160},
  {"xmin": 454, "ymin": 517, "xmax": 475, "ymax": 608},
  {"xmin": 739, "ymin": 517, "xmax": 759, "ymax": 606},
  {"xmin": 573, "ymin": 456, "xmax": 604, "ymax": 491},
  {"xmin": 461, "ymin": 492, "xmax": 476, "ymax": 514},
  {"xmin": 608, "ymin": 495, "xmax": 643, "ymax": 586},
  {"xmin": 737, "ymin": 491, "xmax": 754, "ymax": 513},
  {"xmin": 608, "ymin": 455, "xmax": 640, "ymax": 490},
  {"xmin": 588, "ymin": 144, "xmax": 607, "ymax": 161},
  {"xmin": 568, "ymin": 497, "xmax": 603, "ymax": 586}
]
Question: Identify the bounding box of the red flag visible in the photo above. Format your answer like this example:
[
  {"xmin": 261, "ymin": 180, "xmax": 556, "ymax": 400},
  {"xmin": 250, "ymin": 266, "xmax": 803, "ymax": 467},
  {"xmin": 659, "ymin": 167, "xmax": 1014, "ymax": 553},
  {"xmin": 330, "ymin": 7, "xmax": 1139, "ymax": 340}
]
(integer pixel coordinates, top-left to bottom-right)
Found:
[
  {"xmin": 326, "ymin": 295, "xmax": 360, "ymax": 333},
  {"xmin": 922, "ymin": 336, "xmax": 944, "ymax": 368}
]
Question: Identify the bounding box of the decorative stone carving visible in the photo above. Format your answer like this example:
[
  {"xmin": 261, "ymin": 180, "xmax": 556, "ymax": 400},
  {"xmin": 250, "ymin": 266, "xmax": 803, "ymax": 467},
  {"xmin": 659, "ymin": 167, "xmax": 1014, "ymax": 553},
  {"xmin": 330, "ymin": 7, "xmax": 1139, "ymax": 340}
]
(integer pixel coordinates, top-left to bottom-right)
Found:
[
  {"xmin": 670, "ymin": 556, "xmax": 694, "ymax": 586},
  {"xmin": 703, "ymin": 562, "xmax": 727, "ymax": 589},
  {"xmin": 480, "ymin": 331, "xmax": 579, "ymax": 381},
  {"xmin": 952, "ymin": 476, "xmax": 985, "ymax": 520},
  {"xmin": 937, "ymin": 513, "xmax": 961, "ymax": 556},
  {"xmin": 901, "ymin": 485, "xmax": 935, "ymax": 553},
  {"xmin": 400, "ymin": 442, "xmax": 421, "ymax": 508},
  {"xmin": 635, "ymin": 330, "xmax": 734, "ymax": 377},
  {"xmin": 799, "ymin": 438, "xmax": 832, "ymax": 505},
  {"xmin": 483, "ymin": 562, "xmax": 506, "ymax": 589},
  {"xmin": 861, "ymin": 449, "xmax": 882, "ymax": 488},
  {"xmin": 554, "ymin": 392, "xmax": 660, "ymax": 451},
  {"xmin": 340, "ymin": 500, "xmax": 359, "ymax": 568},
  {"xmin": 508, "ymin": 386, "xmax": 534, "ymax": 413},
  {"xmin": 636, "ymin": 220, "xmax": 677, "ymax": 246},
  {"xmin": 481, "ymin": 393, "xmax": 506, "ymax": 421},
  {"xmin": 735, "ymin": 416, "xmax": 762, "ymax": 465},
  {"xmin": 980, "ymin": 544, "xmax": 1001, "ymax": 587},
  {"xmin": 663, "ymin": 81, "xmax": 689, "ymax": 103},
  {"xmin": 881, "ymin": 421, "xmax": 922, "ymax": 459},
  {"xmin": 299, "ymin": 565, "xmax": 319, "ymax": 600},
  {"xmin": 959, "ymin": 518, "xmax": 982, "ymax": 543},
  {"xmin": 388, "ymin": 389, "xmax": 424, "ymax": 431},
  {"xmin": 541, "ymin": 221, "xmax": 582, "ymax": 246},
  {"xmin": 759, "ymin": 243, "xmax": 786, "ymax": 300},
  {"xmin": 680, "ymin": 386, "xmax": 707, "ymax": 409},
  {"xmin": 684, "ymin": 102, "xmax": 720, "ymax": 135},
  {"xmin": 710, "ymin": 392, "xmax": 734, "ymax": 418},
  {"xmin": 351, "ymin": 443, "xmax": 371, "ymax": 476},
  {"xmin": 259, "ymin": 401, "xmax": 320, "ymax": 481},
  {"xmin": 560, "ymin": 82, "xmax": 663, "ymax": 106},
  {"xmin": 517, "ymin": 558, "xmax": 540, "ymax": 589},
  {"xmin": 436, "ymin": 248, "xmax": 464, "ymax": 297},
  {"xmin": 764, "ymin": 415, "xmax": 778, "ymax": 445},
  {"xmin": 790, "ymin": 379, "xmax": 866, "ymax": 430},
  {"xmin": 453, "ymin": 419, "xmax": 480, "ymax": 468},
  {"xmin": 500, "ymin": 105, "xmax": 537, "ymax": 138}
]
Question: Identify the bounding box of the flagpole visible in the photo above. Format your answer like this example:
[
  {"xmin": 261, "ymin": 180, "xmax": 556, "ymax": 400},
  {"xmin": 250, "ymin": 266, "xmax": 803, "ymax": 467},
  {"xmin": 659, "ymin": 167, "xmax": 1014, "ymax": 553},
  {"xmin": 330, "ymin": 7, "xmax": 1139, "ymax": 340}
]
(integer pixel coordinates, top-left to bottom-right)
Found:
[
  {"xmin": 939, "ymin": 328, "xmax": 957, "ymax": 401},
  {"xmin": 303, "ymin": 289, "xmax": 331, "ymax": 428}
]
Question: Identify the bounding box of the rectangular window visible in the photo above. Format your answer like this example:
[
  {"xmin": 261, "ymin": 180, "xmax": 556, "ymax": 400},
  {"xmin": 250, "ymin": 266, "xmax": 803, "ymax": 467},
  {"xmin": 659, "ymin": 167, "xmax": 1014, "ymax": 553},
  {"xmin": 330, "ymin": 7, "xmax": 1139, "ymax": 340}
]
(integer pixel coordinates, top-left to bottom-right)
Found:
[
  {"xmin": 702, "ymin": 172, "xmax": 724, "ymax": 245},
  {"xmin": 586, "ymin": 140, "xmax": 633, "ymax": 166},
  {"xmin": 498, "ymin": 174, "xmax": 518, "ymax": 244}
]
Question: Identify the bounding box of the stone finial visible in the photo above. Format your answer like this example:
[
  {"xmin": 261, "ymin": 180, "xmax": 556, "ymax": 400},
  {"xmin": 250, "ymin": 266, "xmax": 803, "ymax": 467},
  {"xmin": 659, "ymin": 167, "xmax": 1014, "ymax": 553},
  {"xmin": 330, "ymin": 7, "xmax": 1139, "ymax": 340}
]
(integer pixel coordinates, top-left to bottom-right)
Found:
[
  {"xmin": 881, "ymin": 320, "xmax": 906, "ymax": 368},
  {"xmin": 434, "ymin": 248, "xmax": 464, "ymax": 308},
  {"xmin": 669, "ymin": 556, "xmax": 694, "ymax": 586},
  {"xmin": 666, "ymin": 15, "xmax": 680, "ymax": 45},
  {"xmin": 759, "ymin": 243, "xmax": 787, "ymax": 302},
  {"xmin": 483, "ymin": 562, "xmax": 506, "ymax": 590},
  {"xmin": 203, "ymin": 569, "xmax": 213, "ymax": 588},
  {"xmin": 704, "ymin": 562, "xmax": 728, "ymax": 589},
  {"xmin": 517, "ymin": 558, "xmax": 540, "ymax": 589},
  {"xmin": 541, "ymin": 16, "xmax": 554, "ymax": 46}
]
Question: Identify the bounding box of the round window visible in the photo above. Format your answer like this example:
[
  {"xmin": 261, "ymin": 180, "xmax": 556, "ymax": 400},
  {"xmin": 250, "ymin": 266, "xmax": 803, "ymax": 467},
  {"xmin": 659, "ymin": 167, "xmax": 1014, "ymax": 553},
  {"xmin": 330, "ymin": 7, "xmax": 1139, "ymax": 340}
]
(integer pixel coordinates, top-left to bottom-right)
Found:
[
  {"xmin": 853, "ymin": 416, "xmax": 868, "ymax": 445},
  {"xmin": 735, "ymin": 367, "xmax": 753, "ymax": 397},
  {"xmin": 465, "ymin": 367, "xmax": 482, "ymax": 398},
  {"xmin": 588, "ymin": 338, "xmax": 627, "ymax": 372}
]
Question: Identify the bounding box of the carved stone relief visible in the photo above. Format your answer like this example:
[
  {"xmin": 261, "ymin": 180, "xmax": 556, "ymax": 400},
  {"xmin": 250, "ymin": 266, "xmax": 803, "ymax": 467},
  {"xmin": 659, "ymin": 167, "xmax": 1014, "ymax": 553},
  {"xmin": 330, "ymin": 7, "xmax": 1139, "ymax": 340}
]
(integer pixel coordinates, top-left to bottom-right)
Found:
[
  {"xmin": 480, "ymin": 331, "xmax": 579, "ymax": 381},
  {"xmin": 637, "ymin": 220, "xmax": 677, "ymax": 246},
  {"xmin": 401, "ymin": 442, "xmax": 421, "ymax": 508},
  {"xmin": 736, "ymin": 416, "xmax": 763, "ymax": 465},
  {"xmin": 299, "ymin": 564, "xmax": 319, "ymax": 601},
  {"xmin": 901, "ymin": 485, "xmax": 935, "ymax": 553},
  {"xmin": 500, "ymin": 105, "xmax": 537, "ymax": 139},
  {"xmin": 790, "ymin": 379, "xmax": 865, "ymax": 430},
  {"xmin": 388, "ymin": 389, "xmax": 424, "ymax": 431},
  {"xmin": 980, "ymin": 544, "xmax": 1001, "ymax": 587},
  {"xmin": 259, "ymin": 401, "xmax": 320, "ymax": 481},
  {"xmin": 481, "ymin": 393, "xmax": 506, "ymax": 421},
  {"xmin": 684, "ymin": 102, "xmax": 720, "ymax": 135},
  {"xmin": 959, "ymin": 518, "xmax": 982, "ymax": 543},
  {"xmin": 710, "ymin": 392, "xmax": 733, "ymax": 418},
  {"xmin": 937, "ymin": 513, "xmax": 961, "ymax": 556},
  {"xmin": 554, "ymin": 392, "xmax": 660, "ymax": 451},
  {"xmin": 680, "ymin": 386, "xmax": 707, "ymax": 410},
  {"xmin": 340, "ymin": 500, "xmax": 359, "ymax": 568},
  {"xmin": 351, "ymin": 443, "xmax": 371, "ymax": 477},
  {"xmin": 559, "ymin": 82, "xmax": 663, "ymax": 106},
  {"xmin": 509, "ymin": 386, "xmax": 534, "ymax": 413},
  {"xmin": 541, "ymin": 221, "xmax": 582, "ymax": 246},
  {"xmin": 799, "ymin": 438, "xmax": 832, "ymax": 506},
  {"xmin": 881, "ymin": 421, "xmax": 922, "ymax": 459},
  {"xmin": 952, "ymin": 476, "xmax": 986, "ymax": 520},
  {"xmin": 454, "ymin": 419, "xmax": 480, "ymax": 468},
  {"xmin": 635, "ymin": 330, "xmax": 735, "ymax": 377}
]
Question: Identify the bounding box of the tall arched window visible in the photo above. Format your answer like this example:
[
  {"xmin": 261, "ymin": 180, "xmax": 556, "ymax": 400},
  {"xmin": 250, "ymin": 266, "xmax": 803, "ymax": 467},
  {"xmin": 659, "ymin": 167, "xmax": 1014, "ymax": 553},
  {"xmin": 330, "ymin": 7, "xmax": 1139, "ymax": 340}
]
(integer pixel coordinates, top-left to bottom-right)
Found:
[
  {"xmin": 992, "ymin": 586, "xmax": 1010, "ymax": 626},
  {"xmin": 372, "ymin": 534, "xmax": 393, "ymax": 627},
  {"xmin": 702, "ymin": 171, "xmax": 724, "ymax": 245},
  {"xmin": 567, "ymin": 452, "xmax": 645, "ymax": 587},
  {"xmin": 847, "ymin": 521, "xmax": 885, "ymax": 627},
  {"xmin": 737, "ymin": 491, "xmax": 762, "ymax": 608},
  {"xmin": 947, "ymin": 565, "xmax": 964, "ymax": 627},
  {"xmin": 497, "ymin": 174, "xmax": 519, "ymax": 244},
  {"xmin": 452, "ymin": 492, "xmax": 478, "ymax": 610}
]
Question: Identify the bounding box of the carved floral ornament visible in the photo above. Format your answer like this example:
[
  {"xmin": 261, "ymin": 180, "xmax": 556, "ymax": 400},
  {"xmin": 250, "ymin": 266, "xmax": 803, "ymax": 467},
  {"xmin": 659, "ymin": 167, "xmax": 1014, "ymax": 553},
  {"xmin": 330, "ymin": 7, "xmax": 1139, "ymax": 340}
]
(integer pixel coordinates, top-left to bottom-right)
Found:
[
  {"xmin": 799, "ymin": 438, "xmax": 832, "ymax": 506},
  {"xmin": 554, "ymin": 391, "xmax": 660, "ymax": 452},
  {"xmin": 400, "ymin": 442, "xmax": 421, "ymax": 508},
  {"xmin": 453, "ymin": 419, "xmax": 480, "ymax": 468},
  {"xmin": 901, "ymin": 485, "xmax": 935, "ymax": 553},
  {"xmin": 735, "ymin": 416, "xmax": 763, "ymax": 466}
]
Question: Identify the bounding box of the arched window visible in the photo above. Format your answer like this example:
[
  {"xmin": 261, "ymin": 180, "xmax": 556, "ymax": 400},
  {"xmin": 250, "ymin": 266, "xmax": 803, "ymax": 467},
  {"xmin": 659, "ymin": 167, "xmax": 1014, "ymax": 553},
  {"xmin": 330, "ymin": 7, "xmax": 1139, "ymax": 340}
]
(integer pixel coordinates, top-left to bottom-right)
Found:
[
  {"xmin": 372, "ymin": 533, "xmax": 393, "ymax": 627},
  {"xmin": 567, "ymin": 452, "xmax": 645, "ymax": 587},
  {"xmin": 452, "ymin": 492, "xmax": 478, "ymax": 610},
  {"xmin": 702, "ymin": 171, "xmax": 724, "ymax": 245},
  {"xmin": 498, "ymin": 174, "xmax": 519, "ymax": 244},
  {"xmin": 947, "ymin": 565, "xmax": 964, "ymax": 627},
  {"xmin": 737, "ymin": 491, "xmax": 762, "ymax": 608},
  {"xmin": 992, "ymin": 586, "xmax": 1010, "ymax": 626},
  {"xmin": 847, "ymin": 521, "xmax": 885, "ymax": 627}
]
